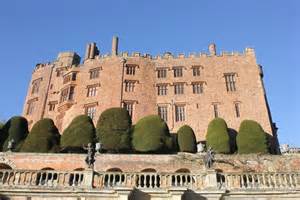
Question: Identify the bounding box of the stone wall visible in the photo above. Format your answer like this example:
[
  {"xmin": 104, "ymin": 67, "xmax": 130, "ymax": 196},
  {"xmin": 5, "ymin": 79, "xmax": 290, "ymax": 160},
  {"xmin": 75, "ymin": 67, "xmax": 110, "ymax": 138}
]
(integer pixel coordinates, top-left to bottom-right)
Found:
[{"xmin": 1, "ymin": 152, "xmax": 300, "ymax": 173}]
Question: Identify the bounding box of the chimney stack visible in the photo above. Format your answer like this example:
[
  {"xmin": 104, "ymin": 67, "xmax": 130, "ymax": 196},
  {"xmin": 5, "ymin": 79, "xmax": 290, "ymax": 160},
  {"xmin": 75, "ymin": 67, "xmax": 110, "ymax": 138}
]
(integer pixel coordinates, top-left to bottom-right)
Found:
[
  {"xmin": 111, "ymin": 36, "xmax": 119, "ymax": 56},
  {"xmin": 85, "ymin": 42, "xmax": 99, "ymax": 60},
  {"xmin": 209, "ymin": 43, "xmax": 217, "ymax": 56}
]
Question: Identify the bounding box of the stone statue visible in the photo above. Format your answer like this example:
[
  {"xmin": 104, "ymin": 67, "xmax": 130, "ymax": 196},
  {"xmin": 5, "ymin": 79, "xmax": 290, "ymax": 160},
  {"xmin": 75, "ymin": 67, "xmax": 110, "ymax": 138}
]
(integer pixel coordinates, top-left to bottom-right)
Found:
[
  {"xmin": 83, "ymin": 143, "xmax": 95, "ymax": 169},
  {"xmin": 197, "ymin": 143, "xmax": 205, "ymax": 153},
  {"xmin": 7, "ymin": 139, "xmax": 15, "ymax": 152},
  {"xmin": 204, "ymin": 147, "xmax": 215, "ymax": 169}
]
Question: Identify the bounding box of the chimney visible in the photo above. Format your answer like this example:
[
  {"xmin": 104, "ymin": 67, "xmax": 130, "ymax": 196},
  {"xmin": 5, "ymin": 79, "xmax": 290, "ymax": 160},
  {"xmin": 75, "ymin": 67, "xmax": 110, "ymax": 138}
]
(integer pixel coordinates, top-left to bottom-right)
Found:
[
  {"xmin": 112, "ymin": 36, "xmax": 119, "ymax": 56},
  {"xmin": 85, "ymin": 42, "xmax": 99, "ymax": 60},
  {"xmin": 209, "ymin": 43, "xmax": 217, "ymax": 56},
  {"xmin": 84, "ymin": 43, "xmax": 91, "ymax": 60}
]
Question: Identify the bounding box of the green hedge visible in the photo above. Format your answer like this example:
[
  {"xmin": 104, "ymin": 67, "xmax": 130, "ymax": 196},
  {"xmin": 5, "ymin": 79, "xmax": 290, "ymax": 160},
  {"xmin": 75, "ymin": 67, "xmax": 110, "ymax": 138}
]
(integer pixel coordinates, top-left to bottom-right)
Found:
[
  {"xmin": 177, "ymin": 125, "xmax": 197, "ymax": 153},
  {"xmin": 1, "ymin": 116, "xmax": 28, "ymax": 151},
  {"xmin": 96, "ymin": 108, "xmax": 131, "ymax": 152},
  {"xmin": 20, "ymin": 118, "xmax": 60, "ymax": 153},
  {"xmin": 206, "ymin": 118, "xmax": 230, "ymax": 154},
  {"xmin": 237, "ymin": 120, "xmax": 268, "ymax": 154},
  {"xmin": 132, "ymin": 115, "xmax": 172, "ymax": 153},
  {"xmin": 61, "ymin": 115, "xmax": 95, "ymax": 149}
]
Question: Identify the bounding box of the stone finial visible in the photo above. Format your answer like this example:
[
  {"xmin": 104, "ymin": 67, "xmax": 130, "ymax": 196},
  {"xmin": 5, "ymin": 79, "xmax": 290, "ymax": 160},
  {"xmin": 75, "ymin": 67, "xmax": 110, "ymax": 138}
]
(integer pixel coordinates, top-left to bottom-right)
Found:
[
  {"xmin": 209, "ymin": 43, "xmax": 217, "ymax": 56},
  {"xmin": 112, "ymin": 36, "xmax": 119, "ymax": 56}
]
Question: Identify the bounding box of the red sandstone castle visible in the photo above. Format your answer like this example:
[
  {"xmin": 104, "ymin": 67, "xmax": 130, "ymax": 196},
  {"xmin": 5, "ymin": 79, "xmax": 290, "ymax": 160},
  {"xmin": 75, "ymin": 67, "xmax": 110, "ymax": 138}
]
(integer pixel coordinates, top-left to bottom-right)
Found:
[{"xmin": 22, "ymin": 36, "xmax": 278, "ymax": 148}]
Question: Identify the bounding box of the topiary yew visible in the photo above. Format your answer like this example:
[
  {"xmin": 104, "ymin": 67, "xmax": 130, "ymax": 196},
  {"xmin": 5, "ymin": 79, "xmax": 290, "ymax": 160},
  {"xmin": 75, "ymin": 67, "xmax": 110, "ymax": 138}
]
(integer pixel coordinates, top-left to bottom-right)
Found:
[
  {"xmin": 236, "ymin": 120, "xmax": 268, "ymax": 154},
  {"xmin": 96, "ymin": 108, "xmax": 131, "ymax": 152},
  {"xmin": 177, "ymin": 125, "xmax": 197, "ymax": 153},
  {"xmin": 132, "ymin": 115, "xmax": 172, "ymax": 153},
  {"xmin": 61, "ymin": 115, "xmax": 95, "ymax": 149},
  {"xmin": 20, "ymin": 118, "xmax": 60, "ymax": 153},
  {"xmin": 1, "ymin": 116, "xmax": 28, "ymax": 151},
  {"xmin": 206, "ymin": 118, "xmax": 230, "ymax": 154}
]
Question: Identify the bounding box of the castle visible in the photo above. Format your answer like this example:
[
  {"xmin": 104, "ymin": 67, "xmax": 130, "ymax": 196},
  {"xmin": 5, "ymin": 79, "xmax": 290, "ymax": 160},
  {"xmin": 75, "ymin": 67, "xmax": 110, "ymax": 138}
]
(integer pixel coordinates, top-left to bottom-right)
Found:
[{"xmin": 22, "ymin": 36, "xmax": 278, "ymax": 148}]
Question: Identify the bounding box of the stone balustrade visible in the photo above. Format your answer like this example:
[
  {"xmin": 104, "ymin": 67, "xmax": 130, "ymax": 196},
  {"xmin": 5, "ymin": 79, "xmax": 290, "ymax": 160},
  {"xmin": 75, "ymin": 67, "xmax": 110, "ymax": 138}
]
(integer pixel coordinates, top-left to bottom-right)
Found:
[
  {"xmin": 218, "ymin": 172, "xmax": 300, "ymax": 190},
  {"xmin": 93, "ymin": 172, "xmax": 206, "ymax": 190},
  {"xmin": 1, "ymin": 169, "xmax": 300, "ymax": 191},
  {"xmin": 0, "ymin": 169, "xmax": 85, "ymax": 188}
]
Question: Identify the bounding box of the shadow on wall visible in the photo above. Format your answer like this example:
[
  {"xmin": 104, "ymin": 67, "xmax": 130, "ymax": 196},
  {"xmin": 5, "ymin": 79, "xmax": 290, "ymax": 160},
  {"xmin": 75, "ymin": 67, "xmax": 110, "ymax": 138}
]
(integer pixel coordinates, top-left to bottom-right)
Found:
[
  {"xmin": 129, "ymin": 188, "xmax": 151, "ymax": 200},
  {"xmin": 0, "ymin": 194, "xmax": 10, "ymax": 200},
  {"xmin": 228, "ymin": 128, "xmax": 238, "ymax": 153},
  {"xmin": 182, "ymin": 189, "xmax": 207, "ymax": 200}
]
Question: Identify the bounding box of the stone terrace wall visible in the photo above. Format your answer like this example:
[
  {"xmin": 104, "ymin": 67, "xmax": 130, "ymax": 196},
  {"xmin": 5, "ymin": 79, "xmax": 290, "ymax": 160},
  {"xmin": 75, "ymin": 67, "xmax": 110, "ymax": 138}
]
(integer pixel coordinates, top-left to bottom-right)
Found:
[{"xmin": 1, "ymin": 152, "xmax": 300, "ymax": 173}]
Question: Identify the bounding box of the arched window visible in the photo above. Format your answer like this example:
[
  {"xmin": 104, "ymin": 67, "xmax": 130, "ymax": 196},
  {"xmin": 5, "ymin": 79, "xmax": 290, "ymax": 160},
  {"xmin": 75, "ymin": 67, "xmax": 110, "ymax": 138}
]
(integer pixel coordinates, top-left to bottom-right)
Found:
[
  {"xmin": 175, "ymin": 168, "xmax": 190, "ymax": 173},
  {"xmin": 104, "ymin": 168, "xmax": 124, "ymax": 187}
]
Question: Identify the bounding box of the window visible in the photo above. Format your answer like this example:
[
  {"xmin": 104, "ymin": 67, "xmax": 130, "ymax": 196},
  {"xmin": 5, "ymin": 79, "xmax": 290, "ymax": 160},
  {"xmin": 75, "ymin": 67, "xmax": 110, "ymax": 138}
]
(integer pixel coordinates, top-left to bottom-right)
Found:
[
  {"xmin": 63, "ymin": 72, "xmax": 77, "ymax": 84},
  {"xmin": 158, "ymin": 106, "xmax": 168, "ymax": 122},
  {"xmin": 60, "ymin": 86, "xmax": 75, "ymax": 103},
  {"xmin": 56, "ymin": 70, "xmax": 61, "ymax": 77},
  {"xmin": 157, "ymin": 84, "xmax": 167, "ymax": 96},
  {"xmin": 26, "ymin": 101, "xmax": 35, "ymax": 115},
  {"xmin": 90, "ymin": 68, "xmax": 100, "ymax": 79},
  {"xmin": 48, "ymin": 101, "xmax": 57, "ymax": 111},
  {"xmin": 157, "ymin": 68, "xmax": 167, "ymax": 78},
  {"xmin": 192, "ymin": 66, "xmax": 201, "ymax": 76},
  {"xmin": 31, "ymin": 78, "xmax": 42, "ymax": 94},
  {"xmin": 224, "ymin": 73, "xmax": 236, "ymax": 92},
  {"xmin": 174, "ymin": 83, "xmax": 184, "ymax": 95},
  {"xmin": 173, "ymin": 67, "xmax": 183, "ymax": 77},
  {"xmin": 213, "ymin": 104, "xmax": 219, "ymax": 118},
  {"xmin": 234, "ymin": 103, "xmax": 240, "ymax": 118},
  {"xmin": 85, "ymin": 106, "xmax": 96, "ymax": 120},
  {"xmin": 125, "ymin": 81, "xmax": 135, "ymax": 92},
  {"xmin": 123, "ymin": 102, "xmax": 133, "ymax": 117},
  {"xmin": 175, "ymin": 105, "xmax": 185, "ymax": 122},
  {"xmin": 87, "ymin": 86, "xmax": 97, "ymax": 97},
  {"xmin": 126, "ymin": 65, "xmax": 136, "ymax": 75},
  {"xmin": 192, "ymin": 82, "xmax": 204, "ymax": 94}
]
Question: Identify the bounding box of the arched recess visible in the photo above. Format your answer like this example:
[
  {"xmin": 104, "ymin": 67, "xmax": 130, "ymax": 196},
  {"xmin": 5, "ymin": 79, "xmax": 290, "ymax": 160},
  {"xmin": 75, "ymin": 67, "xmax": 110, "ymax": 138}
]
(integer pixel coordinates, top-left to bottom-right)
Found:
[
  {"xmin": 141, "ymin": 168, "xmax": 156, "ymax": 173},
  {"xmin": 40, "ymin": 167, "xmax": 55, "ymax": 170},
  {"xmin": 0, "ymin": 163, "xmax": 12, "ymax": 170},
  {"xmin": 106, "ymin": 168, "xmax": 122, "ymax": 172},
  {"xmin": 74, "ymin": 168, "xmax": 85, "ymax": 171},
  {"xmin": 175, "ymin": 168, "xmax": 190, "ymax": 173}
]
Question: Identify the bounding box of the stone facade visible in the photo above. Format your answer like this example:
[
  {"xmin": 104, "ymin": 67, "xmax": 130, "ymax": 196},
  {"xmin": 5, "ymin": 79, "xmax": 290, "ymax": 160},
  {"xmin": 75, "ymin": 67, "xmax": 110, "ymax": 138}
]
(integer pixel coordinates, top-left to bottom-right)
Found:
[{"xmin": 22, "ymin": 36, "xmax": 278, "ymax": 147}]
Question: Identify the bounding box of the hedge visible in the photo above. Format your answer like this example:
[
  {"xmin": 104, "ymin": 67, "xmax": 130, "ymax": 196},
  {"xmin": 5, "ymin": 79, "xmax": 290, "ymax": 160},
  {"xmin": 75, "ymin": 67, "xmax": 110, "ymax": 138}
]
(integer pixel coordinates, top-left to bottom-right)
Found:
[
  {"xmin": 1, "ymin": 116, "xmax": 28, "ymax": 151},
  {"xmin": 20, "ymin": 118, "xmax": 60, "ymax": 153},
  {"xmin": 132, "ymin": 115, "xmax": 172, "ymax": 152},
  {"xmin": 61, "ymin": 115, "xmax": 95, "ymax": 149},
  {"xmin": 177, "ymin": 125, "xmax": 197, "ymax": 153},
  {"xmin": 96, "ymin": 108, "xmax": 131, "ymax": 152},
  {"xmin": 206, "ymin": 118, "xmax": 230, "ymax": 153},
  {"xmin": 236, "ymin": 120, "xmax": 268, "ymax": 154}
]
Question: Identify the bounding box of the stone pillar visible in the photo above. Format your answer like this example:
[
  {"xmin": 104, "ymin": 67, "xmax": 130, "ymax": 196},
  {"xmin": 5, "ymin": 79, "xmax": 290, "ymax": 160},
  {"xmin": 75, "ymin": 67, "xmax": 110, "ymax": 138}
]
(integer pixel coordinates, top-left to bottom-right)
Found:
[
  {"xmin": 83, "ymin": 169, "xmax": 94, "ymax": 189},
  {"xmin": 112, "ymin": 36, "xmax": 119, "ymax": 56},
  {"xmin": 115, "ymin": 187, "xmax": 133, "ymax": 200},
  {"xmin": 204, "ymin": 169, "xmax": 218, "ymax": 189},
  {"xmin": 168, "ymin": 187, "xmax": 187, "ymax": 200},
  {"xmin": 209, "ymin": 43, "xmax": 216, "ymax": 56}
]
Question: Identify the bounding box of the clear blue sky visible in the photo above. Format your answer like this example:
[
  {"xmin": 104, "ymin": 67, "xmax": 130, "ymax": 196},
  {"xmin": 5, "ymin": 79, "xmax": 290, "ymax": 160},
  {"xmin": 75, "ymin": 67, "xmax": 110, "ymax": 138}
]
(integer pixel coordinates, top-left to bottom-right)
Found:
[{"xmin": 0, "ymin": 0, "xmax": 299, "ymax": 146}]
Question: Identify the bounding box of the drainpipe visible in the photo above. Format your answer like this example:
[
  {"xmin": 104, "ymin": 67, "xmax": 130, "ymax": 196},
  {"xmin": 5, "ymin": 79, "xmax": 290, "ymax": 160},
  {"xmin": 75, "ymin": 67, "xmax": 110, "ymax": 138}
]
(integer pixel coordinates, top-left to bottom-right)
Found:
[
  {"xmin": 41, "ymin": 64, "xmax": 54, "ymax": 119},
  {"xmin": 120, "ymin": 58, "xmax": 126, "ymax": 107}
]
